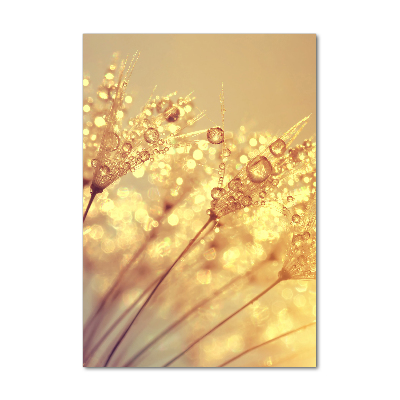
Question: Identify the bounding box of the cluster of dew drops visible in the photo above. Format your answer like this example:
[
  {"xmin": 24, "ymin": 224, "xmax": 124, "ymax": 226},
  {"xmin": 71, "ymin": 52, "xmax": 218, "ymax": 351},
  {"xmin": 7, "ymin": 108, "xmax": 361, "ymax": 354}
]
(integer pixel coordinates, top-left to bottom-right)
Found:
[
  {"xmin": 204, "ymin": 125, "xmax": 315, "ymax": 239},
  {"xmin": 91, "ymin": 94, "xmax": 197, "ymax": 186}
]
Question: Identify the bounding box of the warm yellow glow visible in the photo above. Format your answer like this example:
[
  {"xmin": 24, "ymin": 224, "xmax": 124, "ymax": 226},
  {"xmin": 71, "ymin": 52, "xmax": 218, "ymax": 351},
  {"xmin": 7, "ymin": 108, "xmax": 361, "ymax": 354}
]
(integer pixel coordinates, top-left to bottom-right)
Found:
[{"xmin": 94, "ymin": 116, "xmax": 106, "ymax": 127}]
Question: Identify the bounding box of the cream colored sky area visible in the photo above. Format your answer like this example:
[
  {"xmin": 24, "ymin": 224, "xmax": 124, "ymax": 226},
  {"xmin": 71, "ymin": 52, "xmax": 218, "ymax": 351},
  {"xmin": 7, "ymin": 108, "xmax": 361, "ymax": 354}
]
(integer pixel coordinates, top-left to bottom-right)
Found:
[{"xmin": 84, "ymin": 34, "xmax": 316, "ymax": 140}]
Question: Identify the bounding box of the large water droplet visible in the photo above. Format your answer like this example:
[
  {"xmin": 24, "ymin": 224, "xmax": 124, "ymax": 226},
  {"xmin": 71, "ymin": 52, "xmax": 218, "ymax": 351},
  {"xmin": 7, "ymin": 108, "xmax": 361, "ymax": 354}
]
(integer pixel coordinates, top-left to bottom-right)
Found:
[
  {"xmin": 164, "ymin": 106, "xmax": 180, "ymax": 122},
  {"xmin": 246, "ymin": 155, "xmax": 272, "ymax": 183},
  {"xmin": 99, "ymin": 165, "xmax": 110, "ymax": 176},
  {"xmin": 228, "ymin": 178, "xmax": 243, "ymax": 191},
  {"xmin": 144, "ymin": 128, "xmax": 159, "ymax": 144},
  {"xmin": 122, "ymin": 142, "xmax": 132, "ymax": 153},
  {"xmin": 207, "ymin": 127, "xmax": 224, "ymax": 144},
  {"xmin": 211, "ymin": 187, "xmax": 225, "ymax": 200},
  {"xmin": 269, "ymin": 138, "xmax": 286, "ymax": 157}
]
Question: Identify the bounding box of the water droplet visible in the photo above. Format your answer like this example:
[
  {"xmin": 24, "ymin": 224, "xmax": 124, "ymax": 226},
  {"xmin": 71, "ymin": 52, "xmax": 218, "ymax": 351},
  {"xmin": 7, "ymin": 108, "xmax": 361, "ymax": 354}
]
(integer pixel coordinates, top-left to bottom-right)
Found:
[
  {"xmin": 287, "ymin": 196, "xmax": 294, "ymax": 202},
  {"xmin": 269, "ymin": 138, "xmax": 286, "ymax": 157},
  {"xmin": 219, "ymin": 163, "xmax": 225, "ymax": 170},
  {"xmin": 259, "ymin": 191, "xmax": 266, "ymax": 199},
  {"xmin": 303, "ymin": 231, "xmax": 311, "ymax": 240},
  {"xmin": 240, "ymin": 195, "xmax": 252, "ymax": 207},
  {"xmin": 207, "ymin": 127, "xmax": 224, "ymax": 144},
  {"xmin": 144, "ymin": 128, "xmax": 159, "ymax": 144},
  {"xmin": 222, "ymin": 147, "xmax": 231, "ymax": 158},
  {"xmin": 122, "ymin": 142, "xmax": 132, "ymax": 153},
  {"xmin": 91, "ymin": 159, "xmax": 99, "ymax": 168},
  {"xmin": 164, "ymin": 106, "xmax": 180, "ymax": 122},
  {"xmin": 206, "ymin": 209, "xmax": 211, "ymax": 215},
  {"xmin": 211, "ymin": 187, "xmax": 225, "ymax": 200},
  {"xmin": 99, "ymin": 165, "xmax": 110, "ymax": 176},
  {"xmin": 246, "ymin": 155, "xmax": 272, "ymax": 183},
  {"xmin": 228, "ymin": 178, "xmax": 244, "ymax": 191},
  {"xmin": 292, "ymin": 234, "xmax": 303, "ymax": 246},
  {"xmin": 139, "ymin": 151, "xmax": 150, "ymax": 162},
  {"xmin": 292, "ymin": 214, "xmax": 301, "ymax": 223}
]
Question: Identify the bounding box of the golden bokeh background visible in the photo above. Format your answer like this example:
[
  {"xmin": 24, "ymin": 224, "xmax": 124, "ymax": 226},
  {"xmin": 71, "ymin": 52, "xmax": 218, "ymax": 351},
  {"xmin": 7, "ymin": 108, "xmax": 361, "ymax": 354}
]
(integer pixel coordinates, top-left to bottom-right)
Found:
[{"xmin": 83, "ymin": 34, "xmax": 316, "ymax": 368}]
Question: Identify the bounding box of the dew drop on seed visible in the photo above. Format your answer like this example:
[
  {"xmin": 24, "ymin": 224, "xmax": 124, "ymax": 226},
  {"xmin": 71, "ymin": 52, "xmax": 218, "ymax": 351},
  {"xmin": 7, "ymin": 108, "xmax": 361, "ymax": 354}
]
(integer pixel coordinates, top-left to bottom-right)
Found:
[
  {"xmin": 240, "ymin": 195, "xmax": 252, "ymax": 207},
  {"xmin": 269, "ymin": 138, "xmax": 286, "ymax": 157},
  {"xmin": 228, "ymin": 178, "xmax": 244, "ymax": 191},
  {"xmin": 99, "ymin": 165, "xmax": 110, "ymax": 176},
  {"xmin": 164, "ymin": 106, "xmax": 180, "ymax": 122},
  {"xmin": 246, "ymin": 155, "xmax": 272, "ymax": 183},
  {"xmin": 207, "ymin": 127, "xmax": 224, "ymax": 144},
  {"xmin": 144, "ymin": 128, "xmax": 159, "ymax": 144},
  {"xmin": 303, "ymin": 231, "xmax": 311, "ymax": 240},
  {"xmin": 122, "ymin": 142, "xmax": 132, "ymax": 153},
  {"xmin": 292, "ymin": 214, "xmax": 301, "ymax": 223},
  {"xmin": 287, "ymin": 196, "xmax": 294, "ymax": 202},
  {"xmin": 211, "ymin": 187, "xmax": 225, "ymax": 200}
]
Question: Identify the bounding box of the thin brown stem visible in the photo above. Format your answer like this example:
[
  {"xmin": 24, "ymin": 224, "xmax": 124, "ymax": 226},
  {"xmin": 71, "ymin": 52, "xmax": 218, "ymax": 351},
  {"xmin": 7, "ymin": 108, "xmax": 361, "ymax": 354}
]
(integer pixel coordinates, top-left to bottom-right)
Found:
[
  {"xmin": 83, "ymin": 197, "xmax": 184, "ymax": 349},
  {"xmin": 104, "ymin": 215, "xmax": 216, "ymax": 367},
  {"xmin": 83, "ymin": 277, "xmax": 159, "ymax": 366},
  {"xmin": 83, "ymin": 191, "xmax": 97, "ymax": 223},
  {"xmin": 163, "ymin": 277, "xmax": 282, "ymax": 367},
  {"xmin": 123, "ymin": 264, "xmax": 263, "ymax": 367},
  {"xmin": 218, "ymin": 321, "xmax": 316, "ymax": 367}
]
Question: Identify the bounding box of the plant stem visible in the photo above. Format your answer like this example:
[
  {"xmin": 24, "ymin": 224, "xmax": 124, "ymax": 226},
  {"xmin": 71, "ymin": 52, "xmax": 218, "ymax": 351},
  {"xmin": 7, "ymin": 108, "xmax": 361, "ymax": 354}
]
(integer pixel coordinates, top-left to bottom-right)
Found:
[
  {"xmin": 104, "ymin": 215, "xmax": 216, "ymax": 367},
  {"xmin": 163, "ymin": 277, "xmax": 282, "ymax": 367},
  {"xmin": 83, "ymin": 277, "xmax": 159, "ymax": 366},
  {"xmin": 83, "ymin": 193, "xmax": 188, "ymax": 344},
  {"xmin": 83, "ymin": 191, "xmax": 97, "ymax": 223},
  {"xmin": 123, "ymin": 265, "xmax": 261, "ymax": 367},
  {"xmin": 218, "ymin": 321, "xmax": 316, "ymax": 367}
]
